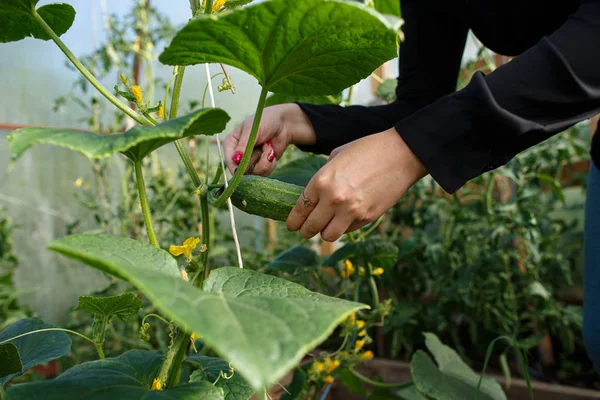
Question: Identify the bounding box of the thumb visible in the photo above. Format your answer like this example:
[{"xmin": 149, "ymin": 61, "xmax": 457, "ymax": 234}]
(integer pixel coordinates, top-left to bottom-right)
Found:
[{"xmin": 328, "ymin": 143, "xmax": 350, "ymax": 161}]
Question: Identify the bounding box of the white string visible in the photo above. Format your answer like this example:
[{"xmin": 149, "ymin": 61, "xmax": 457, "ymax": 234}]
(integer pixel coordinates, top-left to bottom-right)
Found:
[{"xmin": 205, "ymin": 63, "xmax": 244, "ymax": 269}]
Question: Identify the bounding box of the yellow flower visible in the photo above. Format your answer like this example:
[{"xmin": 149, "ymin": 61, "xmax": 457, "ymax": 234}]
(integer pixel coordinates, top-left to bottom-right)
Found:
[
  {"xmin": 372, "ymin": 267, "xmax": 384, "ymax": 276},
  {"xmin": 74, "ymin": 177, "xmax": 83, "ymax": 188},
  {"xmin": 312, "ymin": 361, "xmax": 325, "ymax": 373},
  {"xmin": 358, "ymin": 329, "xmax": 366, "ymax": 337},
  {"xmin": 157, "ymin": 105, "xmax": 166, "ymax": 120},
  {"xmin": 356, "ymin": 320, "xmax": 366, "ymax": 330},
  {"xmin": 360, "ymin": 350, "xmax": 374, "ymax": 361},
  {"xmin": 131, "ymin": 85, "xmax": 143, "ymax": 104},
  {"xmin": 119, "ymin": 73, "xmax": 128, "ymax": 85},
  {"xmin": 323, "ymin": 357, "xmax": 340, "ymax": 373},
  {"xmin": 341, "ymin": 260, "xmax": 355, "ymax": 278},
  {"xmin": 213, "ymin": 0, "xmax": 226, "ymax": 10},
  {"xmin": 169, "ymin": 237, "xmax": 200, "ymax": 258},
  {"xmin": 190, "ymin": 332, "xmax": 201, "ymax": 352},
  {"xmin": 355, "ymin": 338, "xmax": 366, "ymax": 351},
  {"xmin": 151, "ymin": 378, "xmax": 161, "ymax": 391},
  {"xmin": 203, "ymin": 0, "xmax": 226, "ymax": 11},
  {"xmin": 324, "ymin": 375, "xmax": 334, "ymax": 384},
  {"xmin": 180, "ymin": 268, "xmax": 189, "ymax": 282}
]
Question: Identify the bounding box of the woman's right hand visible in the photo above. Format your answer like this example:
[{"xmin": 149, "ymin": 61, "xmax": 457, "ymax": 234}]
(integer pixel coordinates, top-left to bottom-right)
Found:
[{"xmin": 223, "ymin": 104, "xmax": 316, "ymax": 176}]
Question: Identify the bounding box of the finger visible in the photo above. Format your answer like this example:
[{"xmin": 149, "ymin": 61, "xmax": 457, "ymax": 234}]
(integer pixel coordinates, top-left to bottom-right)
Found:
[
  {"xmin": 299, "ymin": 202, "xmax": 335, "ymax": 239},
  {"xmin": 321, "ymin": 212, "xmax": 354, "ymax": 242},
  {"xmin": 234, "ymin": 118, "xmax": 252, "ymax": 153},
  {"xmin": 346, "ymin": 220, "xmax": 371, "ymax": 234},
  {"xmin": 328, "ymin": 143, "xmax": 350, "ymax": 161},
  {"xmin": 224, "ymin": 124, "xmax": 242, "ymax": 173},
  {"xmin": 227, "ymin": 119, "xmax": 251, "ymax": 172},
  {"xmin": 253, "ymin": 142, "xmax": 277, "ymax": 176},
  {"xmin": 286, "ymin": 186, "xmax": 319, "ymax": 232}
]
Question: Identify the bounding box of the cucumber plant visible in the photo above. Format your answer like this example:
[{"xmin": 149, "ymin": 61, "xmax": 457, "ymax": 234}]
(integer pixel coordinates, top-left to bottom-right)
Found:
[
  {"xmin": 0, "ymin": 0, "xmax": 399, "ymax": 398},
  {"xmin": 0, "ymin": 1, "xmax": 510, "ymax": 399}
]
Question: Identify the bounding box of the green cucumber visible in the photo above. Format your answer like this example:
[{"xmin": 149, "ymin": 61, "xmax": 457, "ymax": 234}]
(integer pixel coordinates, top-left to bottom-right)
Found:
[{"xmin": 230, "ymin": 175, "xmax": 304, "ymax": 221}]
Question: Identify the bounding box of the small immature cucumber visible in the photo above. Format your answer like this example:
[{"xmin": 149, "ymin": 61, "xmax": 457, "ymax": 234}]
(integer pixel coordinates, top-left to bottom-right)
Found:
[{"xmin": 230, "ymin": 175, "xmax": 304, "ymax": 221}]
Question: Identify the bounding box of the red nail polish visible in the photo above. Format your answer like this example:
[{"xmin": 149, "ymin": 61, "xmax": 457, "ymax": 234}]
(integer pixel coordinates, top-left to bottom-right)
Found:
[
  {"xmin": 267, "ymin": 149, "xmax": 275, "ymax": 162},
  {"xmin": 266, "ymin": 140, "xmax": 274, "ymax": 148},
  {"xmin": 232, "ymin": 151, "xmax": 243, "ymax": 164}
]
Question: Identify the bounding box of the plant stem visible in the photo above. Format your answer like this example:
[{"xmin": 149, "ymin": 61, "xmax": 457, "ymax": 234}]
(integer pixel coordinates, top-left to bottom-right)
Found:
[
  {"xmin": 142, "ymin": 313, "xmax": 173, "ymax": 327},
  {"xmin": 0, "ymin": 328, "xmax": 95, "ymax": 346},
  {"xmin": 204, "ymin": 0, "xmax": 214, "ymax": 13},
  {"xmin": 31, "ymin": 9, "xmax": 152, "ymax": 126},
  {"xmin": 343, "ymin": 84, "xmax": 355, "ymax": 106},
  {"xmin": 176, "ymin": 141, "xmax": 203, "ymax": 188},
  {"xmin": 358, "ymin": 216, "xmax": 383, "ymax": 240},
  {"xmin": 168, "ymin": 66, "xmax": 204, "ymax": 189},
  {"xmin": 200, "ymin": 194, "xmax": 210, "ymax": 269},
  {"xmin": 368, "ymin": 276, "xmax": 379, "ymax": 306},
  {"xmin": 348, "ymin": 367, "xmax": 412, "ymax": 389},
  {"xmin": 212, "ymin": 87, "xmax": 268, "ymax": 207},
  {"xmin": 134, "ymin": 161, "xmax": 159, "ymax": 247},
  {"xmin": 158, "ymin": 330, "xmax": 191, "ymax": 388},
  {"xmin": 169, "ymin": 66, "xmax": 186, "ymax": 119},
  {"xmin": 95, "ymin": 316, "xmax": 108, "ymax": 359},
  {"xmin": 206, "ymin": 135, "xmax": 211, "ymax": 181},
  {"xmin": 190, "ymin": 0, "xmax": 201, "ymax": 15}
]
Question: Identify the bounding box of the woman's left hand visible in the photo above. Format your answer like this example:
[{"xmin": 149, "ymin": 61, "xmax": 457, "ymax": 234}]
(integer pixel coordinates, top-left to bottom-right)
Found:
[{"xmin": 286, "ymin": 128, "xmax": 427, "ymax": 242}]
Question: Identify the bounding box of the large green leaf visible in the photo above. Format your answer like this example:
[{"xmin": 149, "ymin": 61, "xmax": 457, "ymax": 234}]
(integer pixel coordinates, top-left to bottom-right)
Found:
[
  {"xmin": 0, "ymin": 0, "xmax": 75, "ymax": 43},
  {"xmin": 187, "ymin": 355, "xmax": 254, "ymax": 400},
  {"xmin": 159, "ymin": 0, "xmax": 399, "ymax": 95},
  {"xmin": 323, "ymin": 238, "xmax": 399, "ymax": 269},
  {"xmin": 4, "ymin": 350, "xmax": 224, "ymax": 400},
  {"xmin": 265, "ymin": 93, "xmax": 342, "ymax": 107},
  {"xmin": 270, "ymin": 154, "xmax": 327, "ymax": 187},
  {"xmin": 267, "ymin": 245, "xmax": 320, "ymax": 272},
  {"xmin": 8, "ymin": 108, "xmax": 230, "ymax": 163},
  {"xmin": 410, "ymin": 333, "xmax": 506, "ymax": 400},
  {"xmin": 0, "ymin": 317, "xmax": 71, "ymax": 386},
  {"xmin": 373, "ymin": 0, "xmax": 401, "ymax": 17},
  {"xmin": 397, "ymin": 386, "xmax": 427, "ymax": 400},
  {"xmin": 75, "ymin": 292, "xmax": 143, "ymax": 321},
  {"xmin": 223, "ymin": 0, "xmax": 254, "ymax": 10},
  {"xmin": 49, "ymin": 234, "xmax": 367, "ymax": 390},
  {"xmin": 0, "ymin": 343, "xmax": 22, "ymax": 380}
]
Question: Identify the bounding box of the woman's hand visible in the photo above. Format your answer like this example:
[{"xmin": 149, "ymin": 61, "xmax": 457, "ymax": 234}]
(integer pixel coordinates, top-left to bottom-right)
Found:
[
  {"xmin": 286, "ymin": 128, "xmax": 427, "ymax": 242},
  {"xmin": 224, "ymin": 104, "xmax": 316, "ymax": 175}
]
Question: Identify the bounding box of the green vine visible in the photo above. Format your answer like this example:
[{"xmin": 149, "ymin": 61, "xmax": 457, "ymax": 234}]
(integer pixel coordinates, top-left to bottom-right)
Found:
[
  {"xmin": 211, "ymin": 87, "xmax": 269, "ymax": 207},
  {"xmin": 134, "ymin": 161, "xmax": 159, "ymax": 247}
]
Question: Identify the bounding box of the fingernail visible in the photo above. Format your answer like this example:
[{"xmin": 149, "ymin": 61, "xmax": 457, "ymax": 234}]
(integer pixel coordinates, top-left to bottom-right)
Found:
[
  {"xmin": 266, "ymin": 140, "xmax": 274, "ymax": 148},
  {"xmin": 267, "ymin": 149, "xmax": 275, "ymax": 162},
  {"xmin": 232, "ymin": 151, "xmax": 243, "ymax": 164}
]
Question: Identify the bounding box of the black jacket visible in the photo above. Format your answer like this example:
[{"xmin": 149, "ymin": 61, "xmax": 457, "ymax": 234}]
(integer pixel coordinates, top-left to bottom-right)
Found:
[{"xmin": 297, "ymin": 0, "xmax": 600, "ymax": 193}]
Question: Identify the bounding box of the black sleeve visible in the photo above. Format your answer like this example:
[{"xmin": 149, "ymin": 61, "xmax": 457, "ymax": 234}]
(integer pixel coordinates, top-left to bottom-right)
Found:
[
  {"xmin": 395, "ymin": 0, "xmax": 600, "ymax": 193},
  {"xmin": 295, "ymin": 0, "xmax": 468, "ymax": 155}
]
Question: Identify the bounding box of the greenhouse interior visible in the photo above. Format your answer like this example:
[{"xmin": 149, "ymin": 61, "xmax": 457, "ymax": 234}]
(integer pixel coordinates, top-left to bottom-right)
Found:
[{"xmin": 0, "ymin": 0, "xmax": 599, "ymax": 399}]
